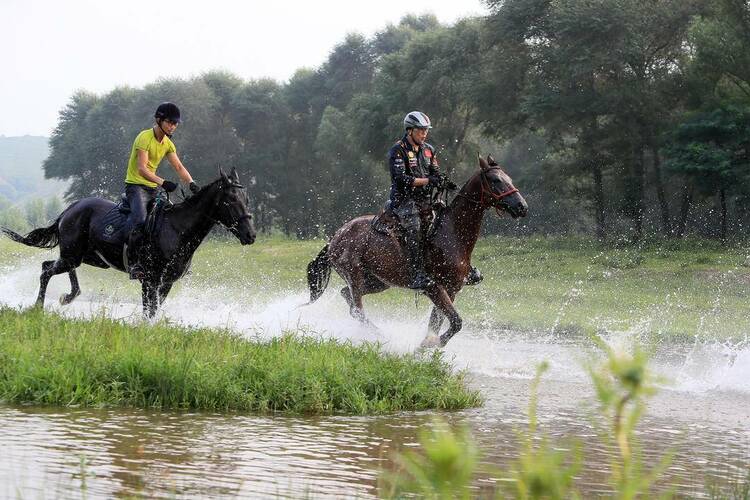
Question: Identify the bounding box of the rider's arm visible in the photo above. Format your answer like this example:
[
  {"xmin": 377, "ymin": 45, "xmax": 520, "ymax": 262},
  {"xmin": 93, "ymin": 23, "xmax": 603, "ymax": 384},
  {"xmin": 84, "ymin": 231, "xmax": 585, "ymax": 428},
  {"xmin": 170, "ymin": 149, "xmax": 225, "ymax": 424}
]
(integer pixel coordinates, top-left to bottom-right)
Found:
[
  {"xmin": 165, "ymin": 152, "xmax": 194, "ymax": 184},
  {"xmin": 136, "ymin": 150, "xmax": 167, "ymax": 186}
]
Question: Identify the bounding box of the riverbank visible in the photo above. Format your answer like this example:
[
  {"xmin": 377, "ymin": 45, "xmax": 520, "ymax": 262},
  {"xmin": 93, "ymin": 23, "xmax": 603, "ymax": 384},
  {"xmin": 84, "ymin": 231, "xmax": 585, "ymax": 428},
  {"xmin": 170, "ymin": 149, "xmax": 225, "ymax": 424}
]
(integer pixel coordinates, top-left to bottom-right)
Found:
[{"xmin": 0, "ymin": 307, "xmax": 481, "ymax": 413}]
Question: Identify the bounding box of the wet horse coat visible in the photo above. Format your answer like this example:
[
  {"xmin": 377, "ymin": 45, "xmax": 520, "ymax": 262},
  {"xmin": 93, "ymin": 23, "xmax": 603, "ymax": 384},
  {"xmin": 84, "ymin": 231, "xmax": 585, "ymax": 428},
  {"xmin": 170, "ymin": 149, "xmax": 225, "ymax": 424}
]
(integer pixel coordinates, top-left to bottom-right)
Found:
[
  {"xmin": 2, "ymin": 168, "xmax": 256, "ymax": 317},
  {"xmin": 307, "ymin": 156, "xmax": 528, "ymax": 347}
]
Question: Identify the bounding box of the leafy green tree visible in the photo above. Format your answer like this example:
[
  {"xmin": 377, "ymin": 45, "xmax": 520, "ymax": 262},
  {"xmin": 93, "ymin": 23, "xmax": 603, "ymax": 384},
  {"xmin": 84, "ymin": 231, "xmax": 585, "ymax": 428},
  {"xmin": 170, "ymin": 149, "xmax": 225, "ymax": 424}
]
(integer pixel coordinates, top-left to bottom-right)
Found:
[
  {"xmin": 45, "ymin": 197, "xmax": 63, "ymax": 220},
  {"xmin": 666, "ymin": 105, "xmax": 750, "ymax": 242},
  {"xmin": 23, "ymin": 198, "xmax": 47, "ymax": 228},
  {"xmin": 0, "ymin": 207, "xmax": 29, "ymax": 233}
]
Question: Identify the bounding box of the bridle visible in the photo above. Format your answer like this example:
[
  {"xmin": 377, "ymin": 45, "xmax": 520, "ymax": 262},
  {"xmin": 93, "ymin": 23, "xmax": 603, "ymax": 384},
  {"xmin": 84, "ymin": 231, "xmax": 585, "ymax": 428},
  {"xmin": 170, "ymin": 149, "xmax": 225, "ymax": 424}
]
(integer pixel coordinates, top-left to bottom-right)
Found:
[
  {"xmin": 203, "ymin": 180, "xmax": 253, "ymax": 231},
  {"xmin": 457, "ymin": 166, "xmax": 519, "ymax": 215}
]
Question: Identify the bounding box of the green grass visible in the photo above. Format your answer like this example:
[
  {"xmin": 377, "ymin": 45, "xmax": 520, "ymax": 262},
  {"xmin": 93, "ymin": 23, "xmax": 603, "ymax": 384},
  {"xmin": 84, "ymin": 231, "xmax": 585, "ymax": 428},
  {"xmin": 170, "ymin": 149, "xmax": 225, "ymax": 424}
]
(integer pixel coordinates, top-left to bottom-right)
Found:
[
  {"xmin": 0, "ymin": 307, "xmax": 481, "ymax": 413},
  {"xmin": 2, "ymin": 234, "xmax": 749, "ymax": 340}
]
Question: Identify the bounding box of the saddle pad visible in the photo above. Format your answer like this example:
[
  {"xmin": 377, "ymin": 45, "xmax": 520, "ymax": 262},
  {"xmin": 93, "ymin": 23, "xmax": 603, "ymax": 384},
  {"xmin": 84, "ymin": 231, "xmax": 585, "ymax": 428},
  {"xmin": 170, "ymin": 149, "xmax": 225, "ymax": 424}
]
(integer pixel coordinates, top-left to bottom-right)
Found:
[{"xmin": 97, "ymin": 205, "xmax": 129, "ymax": 245}]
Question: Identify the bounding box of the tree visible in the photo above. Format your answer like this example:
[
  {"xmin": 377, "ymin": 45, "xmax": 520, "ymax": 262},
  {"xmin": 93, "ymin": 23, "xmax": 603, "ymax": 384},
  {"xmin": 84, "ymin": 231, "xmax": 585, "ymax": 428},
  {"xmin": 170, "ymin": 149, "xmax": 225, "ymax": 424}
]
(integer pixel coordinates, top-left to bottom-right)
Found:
[{"xmin": 666, "ymin": 105, "xmax": 750, "ymax": 242}]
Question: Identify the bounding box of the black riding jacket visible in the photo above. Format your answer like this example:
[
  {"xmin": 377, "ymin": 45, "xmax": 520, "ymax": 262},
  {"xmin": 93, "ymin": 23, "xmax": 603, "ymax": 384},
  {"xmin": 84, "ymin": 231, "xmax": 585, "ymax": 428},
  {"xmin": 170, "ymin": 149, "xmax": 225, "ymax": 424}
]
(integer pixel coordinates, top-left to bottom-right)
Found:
[{"xmin": 387, "ymin": 134, "xmax": 439, "ymax": 207}]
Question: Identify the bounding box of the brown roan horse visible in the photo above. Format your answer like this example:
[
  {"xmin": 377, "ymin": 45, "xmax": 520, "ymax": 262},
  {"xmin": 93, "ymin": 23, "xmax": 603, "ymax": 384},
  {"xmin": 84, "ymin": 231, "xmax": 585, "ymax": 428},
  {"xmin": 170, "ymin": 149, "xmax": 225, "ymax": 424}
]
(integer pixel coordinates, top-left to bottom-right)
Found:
[{"xmin": 306, "ymin": 155, "xmax": 528, "ymax": 348}]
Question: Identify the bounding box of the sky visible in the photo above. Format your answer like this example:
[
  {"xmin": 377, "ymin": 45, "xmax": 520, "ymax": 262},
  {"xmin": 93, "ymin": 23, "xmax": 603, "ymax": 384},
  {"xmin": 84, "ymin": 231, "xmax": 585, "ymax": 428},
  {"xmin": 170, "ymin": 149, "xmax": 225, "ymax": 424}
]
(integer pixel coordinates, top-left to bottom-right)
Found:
[{"xmin": 0, "ymin": 0, "xmax": 486, "ymax": 137}]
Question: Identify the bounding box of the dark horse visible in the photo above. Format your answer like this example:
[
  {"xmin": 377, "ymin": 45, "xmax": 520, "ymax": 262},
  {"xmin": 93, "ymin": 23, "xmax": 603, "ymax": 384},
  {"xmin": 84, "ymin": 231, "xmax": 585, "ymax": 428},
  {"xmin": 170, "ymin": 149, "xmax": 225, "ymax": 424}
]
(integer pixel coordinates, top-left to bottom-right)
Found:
[
  {"xmin": 306, "ymin": 156, "xmax": 527, "ymax": 348},
  {"xmin": 2, "ymin": 168, "xmax": 256, "ymax": 317}
]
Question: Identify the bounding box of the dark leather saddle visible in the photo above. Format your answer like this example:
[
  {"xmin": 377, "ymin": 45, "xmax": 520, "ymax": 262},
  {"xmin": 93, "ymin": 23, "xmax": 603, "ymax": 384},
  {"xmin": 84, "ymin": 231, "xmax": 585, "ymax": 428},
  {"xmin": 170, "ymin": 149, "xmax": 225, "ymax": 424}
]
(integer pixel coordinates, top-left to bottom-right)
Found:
[
  {"xmin": 370, "ymin": 202, "xmax": 400, "ymax": 236},
  {"xmin": 96, "ymin": 194, "xmax": 163, "ymax": 246},
  {"xmin": 370, "ymin": 200, "xmax": 446, "ymax": 241}
]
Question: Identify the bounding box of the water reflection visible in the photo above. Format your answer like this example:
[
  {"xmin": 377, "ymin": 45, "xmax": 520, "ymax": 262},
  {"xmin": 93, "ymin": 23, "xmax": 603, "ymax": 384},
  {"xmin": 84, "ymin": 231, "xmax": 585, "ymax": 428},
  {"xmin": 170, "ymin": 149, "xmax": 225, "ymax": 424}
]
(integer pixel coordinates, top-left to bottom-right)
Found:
[{"xmin": 2, "ymin": 377, "xmax": 748, "ymax": 499}]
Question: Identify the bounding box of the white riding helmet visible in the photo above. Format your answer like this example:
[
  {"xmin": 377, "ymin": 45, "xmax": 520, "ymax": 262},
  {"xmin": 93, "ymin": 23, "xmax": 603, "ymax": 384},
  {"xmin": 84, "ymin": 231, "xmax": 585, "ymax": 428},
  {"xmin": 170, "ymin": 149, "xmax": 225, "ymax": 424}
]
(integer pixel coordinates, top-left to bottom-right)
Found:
[{"xmin": 404, "ymin": 111, "xmax": 432, "ymax": 130}]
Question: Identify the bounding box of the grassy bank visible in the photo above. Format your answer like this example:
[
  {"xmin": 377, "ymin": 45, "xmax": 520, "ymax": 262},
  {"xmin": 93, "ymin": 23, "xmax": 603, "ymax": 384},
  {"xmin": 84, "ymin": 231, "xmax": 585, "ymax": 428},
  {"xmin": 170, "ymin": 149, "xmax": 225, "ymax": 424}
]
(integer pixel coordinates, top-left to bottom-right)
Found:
[
  {"xmin": 2, "ymin": 234, "xmax": 749, "ymax": 340},
  {"xmin": 0, "ymin": 307, "xmax": 481, "ymax": 413}
]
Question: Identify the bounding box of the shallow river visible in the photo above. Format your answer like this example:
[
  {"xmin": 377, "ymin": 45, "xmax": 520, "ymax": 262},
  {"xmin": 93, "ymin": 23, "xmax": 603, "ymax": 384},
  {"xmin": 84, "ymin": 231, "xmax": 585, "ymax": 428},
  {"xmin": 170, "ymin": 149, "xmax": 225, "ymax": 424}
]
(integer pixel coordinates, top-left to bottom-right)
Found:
[{"xmin": 1, "ymin": 263, "xmax": 748, "ymax": 498}]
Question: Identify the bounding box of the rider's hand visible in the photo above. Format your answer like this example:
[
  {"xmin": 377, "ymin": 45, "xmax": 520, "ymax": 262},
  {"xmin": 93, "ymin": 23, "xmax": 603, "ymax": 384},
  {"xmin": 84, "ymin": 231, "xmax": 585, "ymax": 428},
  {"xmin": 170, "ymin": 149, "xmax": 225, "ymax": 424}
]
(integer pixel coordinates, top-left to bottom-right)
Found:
[
  {"xmin": 427, "ymin": 175, "xmax": 442, "ymax": 188},
  {"xmin": 445, "ymin": 180, "xmax": 458, "ymax": 191},
  {"xmin": 189, "ymin": 181, "xmax": 200, "ymax": 194},
  {"xmin": 161, "ymin": 180, "xmax": 178, "ymax": 193}
]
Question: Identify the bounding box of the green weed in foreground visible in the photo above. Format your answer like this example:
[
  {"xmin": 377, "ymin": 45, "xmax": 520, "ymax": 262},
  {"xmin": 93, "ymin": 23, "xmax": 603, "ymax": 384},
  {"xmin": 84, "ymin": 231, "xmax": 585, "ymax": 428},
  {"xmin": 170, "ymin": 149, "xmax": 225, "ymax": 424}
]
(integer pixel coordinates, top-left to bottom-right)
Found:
[
  {"xmin": 382, "ymin": 346, "xmax": 677, "ymax": 499},
  {"xmin": 0, "ymin": 307, "xmax": 481, "ymax": 413}
]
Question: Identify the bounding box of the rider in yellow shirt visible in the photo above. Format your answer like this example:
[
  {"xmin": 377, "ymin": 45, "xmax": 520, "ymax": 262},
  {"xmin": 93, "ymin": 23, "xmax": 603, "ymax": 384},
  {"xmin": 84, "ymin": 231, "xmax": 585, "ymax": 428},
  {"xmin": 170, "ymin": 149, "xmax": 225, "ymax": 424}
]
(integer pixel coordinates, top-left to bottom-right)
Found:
[{"xmin": 125, "ymin": 102, "xmax": 199, "ymax": 280}]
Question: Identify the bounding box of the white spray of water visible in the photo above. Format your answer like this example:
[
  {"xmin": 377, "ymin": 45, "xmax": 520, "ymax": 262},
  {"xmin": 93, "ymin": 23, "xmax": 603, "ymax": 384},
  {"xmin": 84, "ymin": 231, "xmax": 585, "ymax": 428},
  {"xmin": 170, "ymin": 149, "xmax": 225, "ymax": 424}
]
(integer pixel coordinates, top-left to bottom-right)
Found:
[{"xmin": 1, "ymin": 261, "xmax": 748, "ymax": 395}]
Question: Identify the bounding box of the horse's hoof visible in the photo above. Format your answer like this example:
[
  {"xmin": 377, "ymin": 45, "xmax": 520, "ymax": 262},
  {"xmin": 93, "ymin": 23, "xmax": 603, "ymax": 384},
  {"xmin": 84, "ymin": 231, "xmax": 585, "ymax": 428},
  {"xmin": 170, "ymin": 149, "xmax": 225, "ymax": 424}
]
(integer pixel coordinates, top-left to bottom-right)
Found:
[
  {"xmin": 420, "ymin": 335, "xmax": 441, "ymax": 349},
  {"xmin": 59, "ymin": 294, "xmax": 71, "ymax": 305}
]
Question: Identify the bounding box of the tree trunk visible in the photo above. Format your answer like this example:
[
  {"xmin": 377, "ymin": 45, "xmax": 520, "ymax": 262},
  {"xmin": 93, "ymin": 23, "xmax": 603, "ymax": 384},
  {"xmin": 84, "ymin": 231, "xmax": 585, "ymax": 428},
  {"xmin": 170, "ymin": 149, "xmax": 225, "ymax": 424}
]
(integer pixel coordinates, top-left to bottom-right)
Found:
[
  {"xmin": 592, "ymin": 158, "xmax": 606, "ymax": 241},
  {"xmin": 675, "ymin": 184, "xmax": 693, "ymax": 238},
  {"xmin": 649, "ymin": 145, "xmax": 672, "ymax": 236},
  {"xmin": 632, "ymin": 140, "xmax": 646, "ymax": 242},
  {"xmin": 719, "ymin": 187, "xmax": 728, "ymax": 245}
]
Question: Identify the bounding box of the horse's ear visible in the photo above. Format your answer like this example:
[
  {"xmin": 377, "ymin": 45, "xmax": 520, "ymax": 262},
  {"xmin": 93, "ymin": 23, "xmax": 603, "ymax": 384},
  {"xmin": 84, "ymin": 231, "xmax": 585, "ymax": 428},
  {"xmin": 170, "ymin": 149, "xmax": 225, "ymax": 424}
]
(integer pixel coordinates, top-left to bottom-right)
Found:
[
  {"xmin": 487, "ymin": 155, "xmax": 498, "ymax": 166},
  {"xmin": 478, "ymin": 154, "xmax": 489, "ymax": 171},
  {"xmin": 230, "ymin": 167, "xmax": 239, "ymax": 181},
  {"xmin": 219, "ymin": 167, "xmax": 229, "ymax": 183}
]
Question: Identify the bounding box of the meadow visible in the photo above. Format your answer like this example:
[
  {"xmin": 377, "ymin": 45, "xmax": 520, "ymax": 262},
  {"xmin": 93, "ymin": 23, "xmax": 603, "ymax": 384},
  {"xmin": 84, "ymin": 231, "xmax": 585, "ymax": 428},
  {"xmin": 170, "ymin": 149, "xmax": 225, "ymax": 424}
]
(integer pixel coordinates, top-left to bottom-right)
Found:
[{"xmin": 2, "ymin": 234, "xmax": 749, "ymax": 341}]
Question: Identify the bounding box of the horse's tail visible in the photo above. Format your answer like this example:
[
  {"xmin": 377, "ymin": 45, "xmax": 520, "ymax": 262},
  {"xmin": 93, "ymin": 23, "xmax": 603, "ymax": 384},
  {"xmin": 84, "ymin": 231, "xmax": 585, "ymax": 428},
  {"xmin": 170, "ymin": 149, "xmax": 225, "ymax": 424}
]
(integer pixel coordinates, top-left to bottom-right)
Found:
[
  {"xmin": 2, "ymin": 210, "xmax": 65, "ymax": 249},
  {"xmin": 306, "ymin": 244, "xmax": 331, "ymax": 303}
]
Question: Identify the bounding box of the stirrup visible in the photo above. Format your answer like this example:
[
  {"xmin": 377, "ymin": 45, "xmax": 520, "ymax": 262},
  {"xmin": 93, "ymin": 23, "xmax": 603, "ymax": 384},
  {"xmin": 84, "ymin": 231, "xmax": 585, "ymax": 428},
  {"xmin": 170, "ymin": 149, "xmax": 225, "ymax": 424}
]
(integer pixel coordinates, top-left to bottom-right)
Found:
[
  {"xmin": 408, "ymin": 272, "xmax": 434, "ymax": 290},
  {"xmin": 128, "ymin": 264, "xmax": 145, "ymax": 281},
  {"xmin": 465, "ymin": 266, "xmax": 483, "ymax": 286}
]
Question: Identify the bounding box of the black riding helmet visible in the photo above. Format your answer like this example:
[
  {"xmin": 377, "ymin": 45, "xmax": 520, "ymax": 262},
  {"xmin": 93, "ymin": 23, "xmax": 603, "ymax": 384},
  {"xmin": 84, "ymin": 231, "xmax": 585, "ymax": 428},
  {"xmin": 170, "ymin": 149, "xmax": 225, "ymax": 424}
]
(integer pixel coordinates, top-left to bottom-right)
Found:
[{"xmin": 155, "ymin": 102, "xmax": 181, "ymax": 124}]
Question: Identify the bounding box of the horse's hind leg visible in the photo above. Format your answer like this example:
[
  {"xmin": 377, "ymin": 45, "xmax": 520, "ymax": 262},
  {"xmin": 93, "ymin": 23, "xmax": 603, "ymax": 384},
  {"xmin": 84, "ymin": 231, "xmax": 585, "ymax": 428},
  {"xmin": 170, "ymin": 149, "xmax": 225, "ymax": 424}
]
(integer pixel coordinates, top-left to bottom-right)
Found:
[
  {"xmin": 36, "ymin": 258, "xmax": 77, "ymax": 308},
  {"xmin": 343, "ymin": 272, "xmax": 388, "ymax": 328},
  {"xmin": 59, "ymin": 269, "xmax": 81, "ymax": 305}
]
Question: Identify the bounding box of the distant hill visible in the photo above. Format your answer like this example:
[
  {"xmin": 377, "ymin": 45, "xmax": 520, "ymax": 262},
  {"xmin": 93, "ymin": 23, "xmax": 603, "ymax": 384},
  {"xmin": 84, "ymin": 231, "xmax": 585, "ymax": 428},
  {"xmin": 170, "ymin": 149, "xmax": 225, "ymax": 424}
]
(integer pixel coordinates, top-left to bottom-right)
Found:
[{"xmin": 0, "ymin": 136, "xmax": 68, "ymax": 202}]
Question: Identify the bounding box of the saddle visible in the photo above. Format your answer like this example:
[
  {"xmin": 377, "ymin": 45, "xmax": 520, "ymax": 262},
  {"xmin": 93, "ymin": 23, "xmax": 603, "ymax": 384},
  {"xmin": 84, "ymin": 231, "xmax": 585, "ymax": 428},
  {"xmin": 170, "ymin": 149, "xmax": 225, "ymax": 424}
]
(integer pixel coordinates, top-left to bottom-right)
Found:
[
  {"xmin": 370, "ymin": 201, "xmax": 446, "ymax": 242},
  {"xmin": 370, "ymin": 206, "xmax": 400, "ymax": 236},
  {"xmin": 96, "ymin": 194, "xmax": 165, "ymax": 246}
]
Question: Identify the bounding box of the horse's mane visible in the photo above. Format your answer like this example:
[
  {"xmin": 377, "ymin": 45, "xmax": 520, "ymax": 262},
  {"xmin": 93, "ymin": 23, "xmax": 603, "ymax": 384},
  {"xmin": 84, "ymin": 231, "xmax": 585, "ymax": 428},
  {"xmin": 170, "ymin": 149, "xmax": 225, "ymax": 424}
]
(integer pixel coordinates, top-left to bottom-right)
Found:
[{"xmin": 171, "ymin": 177, "xmax": 223, "ymax": 210}]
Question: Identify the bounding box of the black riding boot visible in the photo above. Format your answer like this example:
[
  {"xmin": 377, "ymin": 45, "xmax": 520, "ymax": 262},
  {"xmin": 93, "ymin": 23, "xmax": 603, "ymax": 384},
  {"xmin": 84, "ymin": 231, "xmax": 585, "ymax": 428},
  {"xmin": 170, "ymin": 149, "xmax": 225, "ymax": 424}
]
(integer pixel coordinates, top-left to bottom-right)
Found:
[
  {"xmin": 465, "ymin": 265, "xmax": 483, "ymax": 286},
  {"xmin": 405, "ymin": 230, "xmax": 433, "ymax": 290},
  {"xmin": 126, "ymin": 224, "xmax": 146, "ymax": 280}
]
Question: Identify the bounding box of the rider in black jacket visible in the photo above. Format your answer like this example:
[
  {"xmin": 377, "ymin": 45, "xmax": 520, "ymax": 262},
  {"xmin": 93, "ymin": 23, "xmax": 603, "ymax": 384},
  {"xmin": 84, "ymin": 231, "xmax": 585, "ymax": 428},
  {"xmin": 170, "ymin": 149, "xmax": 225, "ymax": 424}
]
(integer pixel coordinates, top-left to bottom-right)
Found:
[{"xmin": 387, "ymin": 111, "xmax": 482, "ymax": 289}]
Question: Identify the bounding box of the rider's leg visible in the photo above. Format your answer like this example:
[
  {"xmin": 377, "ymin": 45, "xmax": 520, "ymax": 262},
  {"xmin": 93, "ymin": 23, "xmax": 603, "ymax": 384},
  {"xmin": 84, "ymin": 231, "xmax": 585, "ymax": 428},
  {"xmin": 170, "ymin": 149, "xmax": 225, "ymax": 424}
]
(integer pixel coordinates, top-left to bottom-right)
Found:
[
  {"xmin": 403, "ymin": 223, "xmax": 433, "ymax": 290},
  {"xmin": 125, "ymin": 184, "xmax": 156, "ymax": 280}
]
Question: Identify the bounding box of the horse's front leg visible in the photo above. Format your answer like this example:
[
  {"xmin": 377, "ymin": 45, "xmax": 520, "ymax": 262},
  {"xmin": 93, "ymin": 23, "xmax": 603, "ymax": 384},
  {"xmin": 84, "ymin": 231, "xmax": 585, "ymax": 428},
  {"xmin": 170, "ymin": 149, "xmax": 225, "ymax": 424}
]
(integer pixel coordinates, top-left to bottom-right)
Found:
[
  {"xmin": 157, "ymin": 280, "xmax": 174, "ymax": 306},
  {"xmin": 141, "ymin": 280, "xmax": 159, "ymax": 319},
  {"xmin": 421, "ymin": 285, "xmax": 462, "ymax": 348},
  {"xmin": 427, "ymin": 306, "xmax": 446, "ymax": 337}
]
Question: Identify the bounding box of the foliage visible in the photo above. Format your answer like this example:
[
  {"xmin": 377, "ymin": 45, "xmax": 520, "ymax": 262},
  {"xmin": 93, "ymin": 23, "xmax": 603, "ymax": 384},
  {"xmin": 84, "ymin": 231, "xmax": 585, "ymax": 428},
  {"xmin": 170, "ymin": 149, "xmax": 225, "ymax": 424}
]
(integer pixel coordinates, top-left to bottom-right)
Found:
[
  {"xmin": 382, "ymin": 344, "xmax": 678, "ymax": 498},
  {"xmin": 381, "ymin": 419, "xmax": 482, "ymax": 499},
  {"xmin": 0, "ymin": 307, "xmax": 482, "ymax": 413},
  {"xmin": 31, "ymin": 3, "xmax": 750, "ymax": 239},
  {"xmin": 503, "ymin": 362, "xmax": 581, "ymax": 499},
  {"xmin": 588, "ymin": 339, "xmax": 672, "ymax": 499}
]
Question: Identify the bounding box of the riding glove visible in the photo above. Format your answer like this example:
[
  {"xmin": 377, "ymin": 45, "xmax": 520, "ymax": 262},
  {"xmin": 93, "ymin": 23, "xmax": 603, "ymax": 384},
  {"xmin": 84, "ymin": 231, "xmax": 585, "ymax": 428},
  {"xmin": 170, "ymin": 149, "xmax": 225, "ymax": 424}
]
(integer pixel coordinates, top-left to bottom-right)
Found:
[
  {"xmin": 189, "ymin": 181, "xmax": 200, "ymax": 194},
  {"xmin": 161, "ymin": 180, "xmax": 178, "ymax": 192},
  {"xmin": 427, "ymin": 175, "xmax": 442, "ymax": 188}
]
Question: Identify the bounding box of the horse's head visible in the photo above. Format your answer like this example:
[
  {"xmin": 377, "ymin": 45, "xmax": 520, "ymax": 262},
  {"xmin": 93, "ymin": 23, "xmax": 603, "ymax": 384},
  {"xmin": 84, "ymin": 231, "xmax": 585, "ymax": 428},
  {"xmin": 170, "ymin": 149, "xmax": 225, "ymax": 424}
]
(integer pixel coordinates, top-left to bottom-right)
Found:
[
  {"xmin": 474, "ymin": 155, "xmax": 528, "ymax": 218},
  {"xmin": 213, "ymin": 167, "xmax": 257, "ymax": 245}
]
